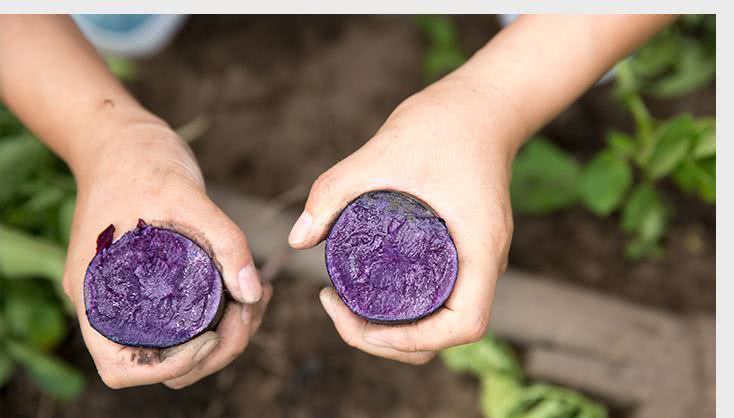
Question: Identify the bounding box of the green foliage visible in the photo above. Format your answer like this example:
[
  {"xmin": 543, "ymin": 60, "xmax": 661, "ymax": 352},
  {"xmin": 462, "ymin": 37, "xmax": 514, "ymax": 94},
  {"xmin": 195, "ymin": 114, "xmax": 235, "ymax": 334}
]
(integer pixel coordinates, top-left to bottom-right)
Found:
[
  {"xmin": 579, "ymin": 151, "xmax": 632, "ymax": 216},
  {"xmin": 511, "ymin": 15, "xmax": 715, "ymax": 259},
  {"xmin": 442, "ymin": 333, "xmax": 522, "ymax": 379},
  {"xmin": 3, "ymin": 281, "xmax": 67, "ymax": 351},
  {"xmin": 415, "ymin": 16, "xmax": 466, "ymax": 83},
  {"xmin": 510, "ymin": 139, "xmax": 581, "ymax": 215},
  {"xmin": 0, "ymin": 346, "xmax": 15, "ymax": 387},
  {"xmin": 625, "ymin": 15, "xmax": 715, "ymax": 98},
  {"xmin": 0, "ymin": 103, "xmax": 83, "ymax": 399},
  {"xmin": 4, "ymin": 339, "xmax": 85, "ymax": 400},
  {"xmin": 442, "ymin": 335, "xmax": 608, "ymax": 418},
  {"xmin": 621, "ymin": 185, "xmax": 669, "ymax": 259}
]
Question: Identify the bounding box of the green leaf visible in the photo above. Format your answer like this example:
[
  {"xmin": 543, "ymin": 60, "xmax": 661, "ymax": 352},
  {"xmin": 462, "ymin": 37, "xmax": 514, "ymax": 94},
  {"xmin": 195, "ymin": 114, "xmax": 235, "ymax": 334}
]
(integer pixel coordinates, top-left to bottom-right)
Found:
[
  {"xmin": 621, "ymin": 185, "xmax": 669, "ymax": 259},
  {"xmin": 415, "ymin": 15, "xmax": 460, "ymax": 49},
  {"xmin": 5, "ymin": 339, "xmax": 85, "ymax": 400},
  {"xmin": 423, "ymin": 49, "xmax": 465, "ymax": 82},
  {"xmin": 624, "ymin": 238, "xmax": 662, "ymax": 260},
  {"xmin": 645, "ymin": 115, "xmax": 697, "ymax": 179},
  {"xmin": 441, "ymin": 335, "xmax": 523, "ymax": 380},
  {"xmin": 415, "ymin": 16, "xmax": 465, "ymax": 82},
  {"xmin": 630, "ymin": 28, "xmax": 679, "ymax": 79},
  {"xmin": 693, "ymin": 117, "xmax": 716, "ymax": 159},
  {"xmin": 58, "ymin": 196, "xmax": 76, "ymax": 245},
  {"xmin": 622, "ymin": 185, "xmax": 668, "ymax": 237},
  {"xmin": 579, "ymin": 152, "xmax": 632, "ymax": 216},
  {"xmin": 698, "ymin": 156, "xmax": 716, "ymax": 202},
  {"xmin": 650, "ymin": 39, "xmax": 715, "ymax": 98},
  {"xmin": 0, "ymin": 348, "xmax": 15, "ymax": 387},
  {"xmin": 510, "ymin": 139, "xmax": 581, "ymax": 214},
  {"xmin": 672, "ymin": 160, "xmax": 698, "ymax": 194},
  {"xmin": 0, "ymin": 134, "xmax": 46, "ymax": 203},
  {"xmin": 4, "ymin": 281, "xmax": 67, "ymax": 351},
  {"xmin": 0, "ymin": 223, "xmax": 66, "ymax": 282},
  {"xmin": 512, "ymin": 384, "xmax": 608, "ymax": 418},
  {"xmin": 0, "ymin": 104, "xmax": 25, "ymax": 136},
  {"xmin": 673, "ymin": 157, "xmax": 715, "ymax": 203},
  {"xmin": 479, "ymin": 374, "xmax": 524, "ymax": 418},
  {"xmin": 606, "ymin": 131, "xmax": 637, "ymax": 159}
]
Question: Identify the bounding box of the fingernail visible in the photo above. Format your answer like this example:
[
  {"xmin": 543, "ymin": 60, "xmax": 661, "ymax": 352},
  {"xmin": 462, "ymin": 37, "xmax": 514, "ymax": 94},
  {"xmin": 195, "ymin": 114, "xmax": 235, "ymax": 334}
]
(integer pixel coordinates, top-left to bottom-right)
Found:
[
  {"xmin": 241, "ymin": 304, "xmax": 251, "ymax": 323},
  {"xmin": 319, "ymin": 288, "xmax": 336, "ymax": 320},
  {"xmin": 238, "ymin": 263, "xmax": 262, "ymax": 303},
  {"xmin": 193, "ymin": 338, "xmax": 219, "ymax": 364},
  {"xmin": 288, "ymin": 211, "xmax": 313, "ymax": 247}
]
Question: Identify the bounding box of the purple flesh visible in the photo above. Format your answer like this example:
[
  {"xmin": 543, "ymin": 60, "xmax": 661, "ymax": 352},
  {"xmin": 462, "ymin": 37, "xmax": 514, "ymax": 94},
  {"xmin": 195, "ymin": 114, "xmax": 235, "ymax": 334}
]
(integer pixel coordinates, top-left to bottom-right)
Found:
[
  {"xmin": 84, "ymin": 221, "xmax": 224, "ymax": 348},
  {"xmin": 325, "ymin": 191, "xmax": 458, "ymax": 323}
]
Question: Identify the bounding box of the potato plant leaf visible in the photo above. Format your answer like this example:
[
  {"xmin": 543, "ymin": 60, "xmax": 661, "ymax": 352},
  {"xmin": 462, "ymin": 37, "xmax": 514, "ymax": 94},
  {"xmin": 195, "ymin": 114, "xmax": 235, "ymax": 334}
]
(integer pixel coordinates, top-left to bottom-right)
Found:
[
  {"xmin": 3, "ymin": 281, "xmax": 67, "ymax": 351},
  {"xmin": 5, "ymin": 339, "xmax": 85, "ymax": 401},
  {"xmin": 0, "ymin": 223, "xmax": 66, "ymax": 282},
  {"xmin": 645, "ymin": 115, "xmax": 697, "ymax": 179},
  {"xmin": 580, "ymin": 152, "xmax": 632, "ymax": 216},
  {"xmin": 0, "ymin": 347, "xmax": 15, "ymax": 387},
  {"xmin": 510, "ymin": 139, "xmax": 580, "ymax": 214}
]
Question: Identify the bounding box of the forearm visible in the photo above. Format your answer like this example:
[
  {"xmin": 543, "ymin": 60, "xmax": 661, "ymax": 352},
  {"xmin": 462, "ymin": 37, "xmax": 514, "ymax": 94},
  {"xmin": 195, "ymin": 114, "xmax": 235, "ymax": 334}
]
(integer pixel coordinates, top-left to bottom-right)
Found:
[
  {"xmin": 0, "ymin": 15, "xmax": 163, "ymax": 176},
  {"xmin": 448, "ymin": 14, "xmax": 677, "ymax": 152}
]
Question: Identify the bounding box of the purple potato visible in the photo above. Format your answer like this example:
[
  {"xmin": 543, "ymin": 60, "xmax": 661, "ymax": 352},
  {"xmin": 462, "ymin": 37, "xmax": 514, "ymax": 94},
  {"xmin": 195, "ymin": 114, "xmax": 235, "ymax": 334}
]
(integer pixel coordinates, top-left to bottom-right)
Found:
[
  {"xmin": 84, "ymin": 220, "xmax": 224, "ymax": 348},
  {"xmin": 325, "ymin": 191, "xmax": 458, "ymax": 323}
]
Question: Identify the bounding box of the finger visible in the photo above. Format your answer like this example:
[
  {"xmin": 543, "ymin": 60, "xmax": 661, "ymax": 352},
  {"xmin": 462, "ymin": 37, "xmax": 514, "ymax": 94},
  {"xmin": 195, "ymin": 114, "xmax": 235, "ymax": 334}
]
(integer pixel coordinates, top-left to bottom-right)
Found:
[
  {"xmin": 180, "ymin": 198, "xmax": 263, "ymax": 305},
  {"xmin": 288, "ymin": 164, "xmax": 369, "ymax": 249},
  {"xmin": 163, "ymin": 302, "xmax": 251, "ymax": 389},
  {"xmin": 81, "ymin": 320, "xmax": 219, "ymax": 389},
  {"xmin": 248, "ymin": 283, "xmax": 273, "ymax": 337},
  {"xmin": 320, "ymin": 288, "xmax": 436, "ymax": 365}
]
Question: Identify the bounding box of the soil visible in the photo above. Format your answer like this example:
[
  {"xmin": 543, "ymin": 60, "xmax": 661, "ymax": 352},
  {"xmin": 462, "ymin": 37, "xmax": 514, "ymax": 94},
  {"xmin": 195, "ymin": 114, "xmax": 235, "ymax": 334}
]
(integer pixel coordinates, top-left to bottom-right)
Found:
[
  {"xmin": 1, "ymin": 15, "xmax": 715, "ymax": 418},
  {"xmin": 3, "ymin": 278, "xmax": 483, "ymax": 418}
]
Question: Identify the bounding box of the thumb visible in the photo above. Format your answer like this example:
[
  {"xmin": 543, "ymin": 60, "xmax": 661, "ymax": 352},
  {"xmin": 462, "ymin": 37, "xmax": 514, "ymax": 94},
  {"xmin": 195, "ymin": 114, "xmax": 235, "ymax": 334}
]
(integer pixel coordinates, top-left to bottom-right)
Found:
[
  {"xmin": 186, "ymin": 199, "xmax": 263, "ymax": 305},
  {"xmin": 288, "ymin": 168, "xmax": 366, "ymax": 249}
]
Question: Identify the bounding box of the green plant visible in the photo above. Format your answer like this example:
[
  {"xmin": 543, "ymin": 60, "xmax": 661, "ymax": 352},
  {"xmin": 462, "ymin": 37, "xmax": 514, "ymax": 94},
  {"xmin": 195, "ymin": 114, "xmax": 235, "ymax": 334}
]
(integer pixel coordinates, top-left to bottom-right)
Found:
[
  {"xmin": 442, "ymin": 335, "xmax": 608, "ymax": 418},
  {"xmin": 623, "ymin": 14, "xmax": 715, "ymax": 98},
  {"xmin": 510, "ymin": 16, "xmax": 715, "ymax": 259},
  {"xmin": 0, "ymin": 104, "xmax": 85, "ymax": 399},
  {"xmin": 415, "ymin": 16, "xmax": 466, "ymax": 83}
]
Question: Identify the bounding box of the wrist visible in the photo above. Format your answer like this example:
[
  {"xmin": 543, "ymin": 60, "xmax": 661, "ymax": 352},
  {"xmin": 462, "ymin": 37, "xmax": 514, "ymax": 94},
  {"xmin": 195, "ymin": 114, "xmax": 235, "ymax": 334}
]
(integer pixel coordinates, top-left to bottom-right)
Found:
[
  {"xmin": 417, "ymin": 75, "xmax": 528, "ymax": 162},
  {"xmin": 68, "ymin": 106, "xmax": 197, "ymax": 189},
  {"xmin": 64, "ymin": 104, "xmax": 167, "ymax": 175}
]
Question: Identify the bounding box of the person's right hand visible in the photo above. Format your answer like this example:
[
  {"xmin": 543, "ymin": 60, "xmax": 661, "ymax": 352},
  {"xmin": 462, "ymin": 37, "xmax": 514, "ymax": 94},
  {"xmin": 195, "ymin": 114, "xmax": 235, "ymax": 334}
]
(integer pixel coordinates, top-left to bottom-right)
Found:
[{"xmin": 62, "ymin": 116, "xmax": 272, "ymax": 389}]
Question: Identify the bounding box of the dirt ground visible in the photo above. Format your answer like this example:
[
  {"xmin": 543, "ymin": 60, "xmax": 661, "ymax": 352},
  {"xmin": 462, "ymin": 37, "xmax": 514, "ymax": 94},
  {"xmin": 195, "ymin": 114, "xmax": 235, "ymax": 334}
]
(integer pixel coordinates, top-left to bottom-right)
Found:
[{"xmin": 1, "ymin": 15, "xmax": 715, "ymax": 418}]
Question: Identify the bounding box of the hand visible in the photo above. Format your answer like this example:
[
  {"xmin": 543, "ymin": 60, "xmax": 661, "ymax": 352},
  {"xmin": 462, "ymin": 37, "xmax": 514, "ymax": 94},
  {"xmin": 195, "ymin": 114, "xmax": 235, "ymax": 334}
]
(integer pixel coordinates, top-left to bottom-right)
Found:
[
  {"xmin": 288, "ymin": 76, "xmax": 518, "ymax": 364},
  {"xmin": 62, "ymin": 118, "xmax": 272, "ymax": 389}
]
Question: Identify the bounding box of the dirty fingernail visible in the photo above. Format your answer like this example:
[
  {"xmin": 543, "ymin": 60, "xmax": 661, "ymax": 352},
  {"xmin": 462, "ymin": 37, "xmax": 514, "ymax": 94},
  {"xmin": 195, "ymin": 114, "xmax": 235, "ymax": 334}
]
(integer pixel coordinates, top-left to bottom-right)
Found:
[
  {"xmin": 238, "ymin": 263, "xmax": 262, "ymax": 303},
  {"xmin": 193, "ymin": 338, "xmax": 219, "ymax": 364},
  {"xmin": 288, "ymin": 211, "xmax": 313, "ymax": 247}
]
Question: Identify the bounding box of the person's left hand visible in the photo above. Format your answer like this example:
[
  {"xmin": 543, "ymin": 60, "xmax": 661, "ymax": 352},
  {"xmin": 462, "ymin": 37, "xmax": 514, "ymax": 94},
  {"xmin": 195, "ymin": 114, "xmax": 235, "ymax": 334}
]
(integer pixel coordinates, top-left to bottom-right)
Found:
[{"xmin": 287, "ymin": 76, "xmax": 521, "ymax": 364}]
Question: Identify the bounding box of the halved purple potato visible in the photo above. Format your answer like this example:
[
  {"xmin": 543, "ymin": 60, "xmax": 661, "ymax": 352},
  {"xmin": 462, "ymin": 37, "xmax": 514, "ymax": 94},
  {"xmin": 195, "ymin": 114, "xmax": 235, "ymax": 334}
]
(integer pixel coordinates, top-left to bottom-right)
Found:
[
  {"xmin": 84, "ymin": 220, "xmax": 224, "ymax": 348},
  {"xmin": 325, "ymin": 191, "xmax": 459, "ymax": 323}
]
